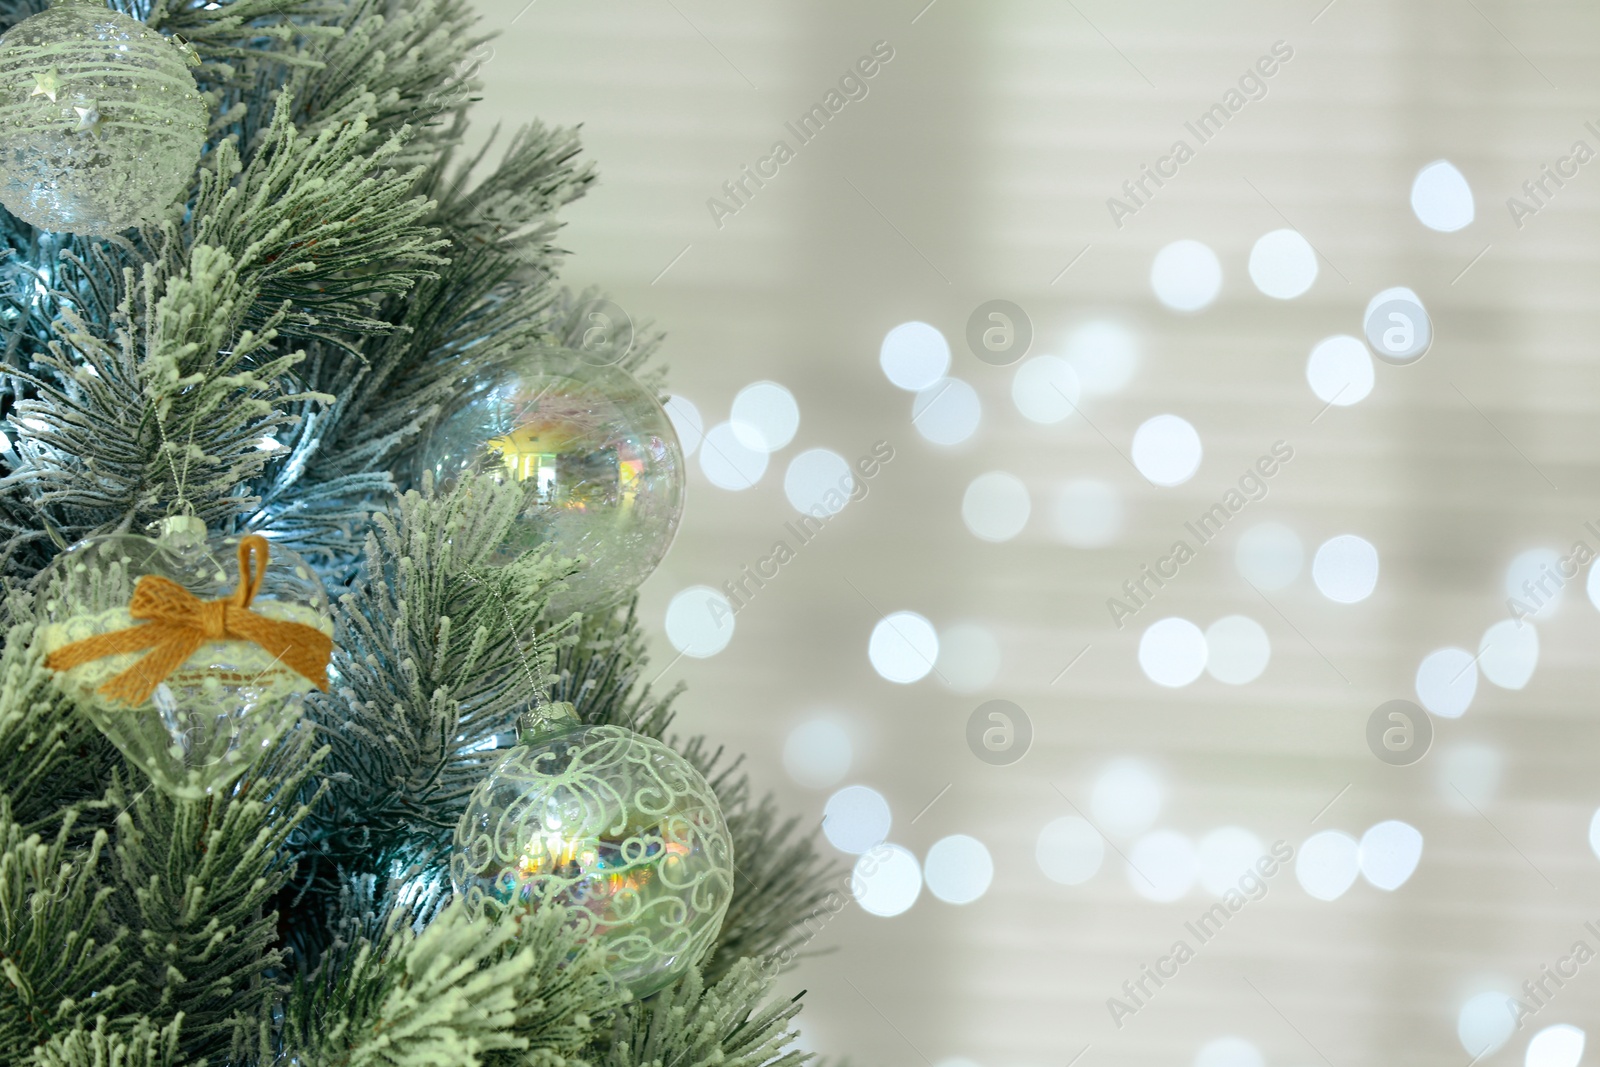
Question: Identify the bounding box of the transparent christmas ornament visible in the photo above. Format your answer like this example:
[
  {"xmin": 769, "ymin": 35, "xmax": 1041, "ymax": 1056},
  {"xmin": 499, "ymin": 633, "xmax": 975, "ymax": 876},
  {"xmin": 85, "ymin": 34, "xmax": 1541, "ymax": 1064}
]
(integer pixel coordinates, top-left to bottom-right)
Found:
[
  {"xmin": 34, "ymin": 517, "xmax": 333, "ymax": 799},
  {"xmin": 450, "ymin": 703, "xmax": 735, "ymax": 998},
  {"xmin": 0, "ymin": 0, "xmax": 207, "ymax": 235},
  {"xmin": 419, "ymin": 352, "xmax": 685, "ymax": 617}
]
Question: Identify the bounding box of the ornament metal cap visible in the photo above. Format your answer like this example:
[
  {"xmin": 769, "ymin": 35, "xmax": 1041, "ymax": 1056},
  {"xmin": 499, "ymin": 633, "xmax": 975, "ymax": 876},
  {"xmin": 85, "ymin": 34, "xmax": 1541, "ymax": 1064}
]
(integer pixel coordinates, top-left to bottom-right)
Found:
[
  {"xmin": 158, "ymin": 515, "xmax": 207, "ymax": 540},
  {"xmin": 517, "ymin": 700, "xmax": 580, "ymax": 743}
]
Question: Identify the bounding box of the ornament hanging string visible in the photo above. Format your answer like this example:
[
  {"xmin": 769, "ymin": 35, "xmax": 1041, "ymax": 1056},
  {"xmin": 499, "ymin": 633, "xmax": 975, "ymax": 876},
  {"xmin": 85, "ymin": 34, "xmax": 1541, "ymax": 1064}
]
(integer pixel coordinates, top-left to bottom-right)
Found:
[{"xmin": 44, "ymin": 535, "xmax": 333, "ymax": 705}]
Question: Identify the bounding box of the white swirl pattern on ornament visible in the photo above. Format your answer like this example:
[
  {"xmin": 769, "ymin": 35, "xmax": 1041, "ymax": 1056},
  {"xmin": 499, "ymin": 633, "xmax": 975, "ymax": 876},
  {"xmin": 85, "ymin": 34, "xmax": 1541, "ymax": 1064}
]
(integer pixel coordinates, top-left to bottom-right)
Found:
[{"xmin": 450, "ymin": 723, "xmax": 735, "ymax": 997}]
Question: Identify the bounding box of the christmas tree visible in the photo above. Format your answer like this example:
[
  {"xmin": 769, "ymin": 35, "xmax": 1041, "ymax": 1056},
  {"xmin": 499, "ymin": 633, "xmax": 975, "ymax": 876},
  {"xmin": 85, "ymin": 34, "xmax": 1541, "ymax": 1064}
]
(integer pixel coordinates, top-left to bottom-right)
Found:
[{"xmin": 0, "ymin": 0, "xmax": 836, "ymax": 1062}]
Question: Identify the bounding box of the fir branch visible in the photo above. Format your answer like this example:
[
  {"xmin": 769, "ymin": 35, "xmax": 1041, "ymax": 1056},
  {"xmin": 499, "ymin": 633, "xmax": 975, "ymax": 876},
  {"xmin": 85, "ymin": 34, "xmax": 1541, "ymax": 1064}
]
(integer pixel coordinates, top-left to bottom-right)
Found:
[
  {"xmin": 705, "ymin": 795, "xmax": 837, "ymax": 987},
  {"xmin": 295, "ymin": 121, "xmax": 595, "ymax": 496},
  {"xmin": 0, "ymin": 0, "xmax": 841, "ymax": 1056},
  {"xmin": 0, "ymin": 0, "xmax": 45, "ymax": 35},
  {"xmin": 179, "ymin": 95, "xmax": 447, "ymax": 342},
  {"xmin": 0, "ymin": 620, "xmax": 119, "ymax": 832},
  {"xmin": 285, "ymin": 0, "xmax": 491, "ymax": 168},
  {"xmin": 105, "ymin": 728, "xmax": 323, "ymax": 1062},
  {"xmin": 0, "ymin": 247, "xmax": 312, "ymax": 570},
  {"xmin": 0, "ymin": 807, "xmax": 127, "ymax": 1054},
  {"xmin": 551, "ymin": 604, "xmax": 676, "ymax": 739},
  {"xmin": 591, "ymin": 960, "xmax": 807, "ymax": 1067},
  {"xmin": 286, "ymin": 898, "xmax": 617, "ymax": 1067},
  {"xmin": 144, "ymin": 0, "xmax": 344, "ymax": 92},
  {"xmin": 298, "ymin": 475, "xmax": 576, "ymax": 873},
  {"xmin": 539, "ymin": 288, "xmax": 668, "ymax": 396},
  {"xmin": 427, "ymin": 123, "xmax": 595, "ymax": 279},
  {"xmin": 31, "ymin": 1014, "xmax": 187, "ymax": 1067}
]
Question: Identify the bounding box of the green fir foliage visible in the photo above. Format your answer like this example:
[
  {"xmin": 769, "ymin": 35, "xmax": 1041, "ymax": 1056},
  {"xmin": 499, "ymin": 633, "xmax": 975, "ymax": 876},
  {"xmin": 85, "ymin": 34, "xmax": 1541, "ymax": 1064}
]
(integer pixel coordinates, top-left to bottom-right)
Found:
[{"xmin": 0, "ymin": 0, "xmax": 835, "ymax": 1061}]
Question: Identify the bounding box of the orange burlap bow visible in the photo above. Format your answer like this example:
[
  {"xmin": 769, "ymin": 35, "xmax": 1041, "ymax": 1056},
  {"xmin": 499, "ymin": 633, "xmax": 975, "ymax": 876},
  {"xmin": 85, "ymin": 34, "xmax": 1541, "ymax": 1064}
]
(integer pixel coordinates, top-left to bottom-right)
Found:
[{"xmin": 44, "ymin": 534, "xmax": 332, "ymax": 706}]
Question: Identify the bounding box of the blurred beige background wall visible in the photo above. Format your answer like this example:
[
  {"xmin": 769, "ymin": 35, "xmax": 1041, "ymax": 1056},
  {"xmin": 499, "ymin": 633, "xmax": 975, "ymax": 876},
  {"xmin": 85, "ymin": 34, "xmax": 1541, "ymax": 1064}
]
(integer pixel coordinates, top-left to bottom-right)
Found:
[{"xmin": 471, "ymin": 3, "xmax": 1600, "ymax": 1065}]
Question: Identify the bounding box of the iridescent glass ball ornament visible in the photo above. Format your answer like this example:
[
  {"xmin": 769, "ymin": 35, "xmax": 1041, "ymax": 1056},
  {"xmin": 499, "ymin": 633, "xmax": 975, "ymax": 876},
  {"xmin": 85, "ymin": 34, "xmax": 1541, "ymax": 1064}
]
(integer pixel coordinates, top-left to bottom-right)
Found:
[
  {"xmin": 450, "ymin": 705, "xmax": 735, "ymax": 997},
  {"xmin": 419, "ymin": 352, "xmax": 685, "ymax": 618}
]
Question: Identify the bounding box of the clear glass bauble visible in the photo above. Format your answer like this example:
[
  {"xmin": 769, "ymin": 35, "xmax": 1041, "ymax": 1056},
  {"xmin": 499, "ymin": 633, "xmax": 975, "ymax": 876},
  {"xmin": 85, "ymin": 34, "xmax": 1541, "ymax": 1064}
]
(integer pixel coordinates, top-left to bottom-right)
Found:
[
  {"xmin": 449, "ymin": 718, "xmax": 735, "ymax": 998},
  {"xmin": 33, "ymin": 518, "xmax": 333, "ymax": 799},
  {"xmin": 0, "ymin": 0, "xmax": 208, "ymax": 235},
  {"xmin": 418, "ymin": 351, "xmax": 685, "ymax": 618}
]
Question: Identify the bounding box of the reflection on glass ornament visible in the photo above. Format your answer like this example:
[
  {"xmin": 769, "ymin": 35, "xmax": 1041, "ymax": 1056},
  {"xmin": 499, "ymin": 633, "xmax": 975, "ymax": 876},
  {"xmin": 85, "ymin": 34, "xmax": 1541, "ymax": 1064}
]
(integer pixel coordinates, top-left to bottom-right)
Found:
[
  {"xmin": 450, "ymin": 703, "xmax": 734, "ymax": 998},
  {"xmin": 0, "ymin": 0, "xmax": 207, "ymax": 235},
  {"xmin": 419, "ymin": 352, "xmax": 685, "ymax": 617},
  {"xmin": 35, "ymin": 517, "xmax": 332, "ymax": 798}
]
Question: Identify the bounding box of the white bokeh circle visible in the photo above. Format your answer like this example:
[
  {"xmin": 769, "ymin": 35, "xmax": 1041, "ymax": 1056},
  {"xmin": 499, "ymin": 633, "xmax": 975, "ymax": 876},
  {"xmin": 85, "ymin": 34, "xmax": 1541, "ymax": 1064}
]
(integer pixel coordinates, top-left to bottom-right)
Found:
[
  {"xmin": 1248, "ymin": 228, "xmax": 1318, "ymax": 299},
  {"xmin": 730, "ymin": 380, "xmax": 799, "ymax": 452},
  {"xmin": 1296, "ymin": 830, "xmax": 1360, "ymax": 901},
  {"xmin": 1292, "ymin": 825, "xmax": 1356, "ymax": 902},
  {"xmin": 1012, "ymin": 355, "xmax": 1081, "ymax": 424},
  {"xmin": 1093, "ymin": 759, "xmax": 1164, "ymax": 837},
  {"xmin": 1507, "ymin": 548, "xmax": 1563, "ymax": 621},
  {"xmin": 785, "ymin": 448, "xmax": 855, "ymax": 517},
  {"xmin": 880, "ymin": 321, "xmax": 950, "ymax": 391},
  {"xmin": 1132, "ymin": 414, "xmax": 1202, "ymax": 487},
  {"xmin": 1151, "ymin": 239, "xmax": 1222, "ymax": 311},
  {"xmin": 823, "ymin": 785, "xmax": 891, "ymax": 854},
  {"xmin": 700, "ymin": 421, "xmax": 769, "ymax": 490},
  {"xmin": 852, "ymin": 843, "xmax": 922, "ymax": 917},
  {"xmin": 1458, "ymin": 991, "xmax": 1517, "ymax": 1058},
  {"xmin": 1194, "ymin": 1037, "xmax": 1265, "ymax": 1067},
  {"xmin": 1065, "ymin": 319, "xmax": 1140, "ymax": 395},
  {"xmin": 664, "ymin": 586, "xmax": 735, "ymax": 658},
  {"xmin": 1412, "ymin": 159, "xmax": 1475, "ymax": 233},
  {"xmin": 1139, "ymin": 617, "xmax": 1208, "ymax": 687},
  {"xmin": 1525, "ymin": 1024, "xmax": 1586, "ymax": 1067},
  {"xmin": 1312, "ymin": 534, "xmax": 1379, "ymax": 603},
  {"xmin": 913, "ymin": 377, "xmax": 981, "ymax": 446},
  {"xmin": 924, "ymin": 835, "xmax": 994, "ymax": 904},
  {"xmin": 1306, "ymin": 335, "xmax": 1375, "ymax": 406},
  {"xmin": 1415, "ymin": 647, "xmax": 1478, "ymax": 719},
  {"xmin": 1128, "ymin": 829, "xmax": 1198, "ymax": 902},
  {"xmin": 1479, "ymin": 618, "xmax": 1538, "ymax": 690},
  {"xmin": 1204, "ymin": 615, "xmax": 1270, "ymax": 685},
  {"xmin": 1358, "ymin": 820, "xmax": 1423, "ymax": 891},
  {"xmin": 664, "ymin": 394, "xmax": 704, "ymax": 456},
  {"xmin": 869, "ymin": 612, "xmax": 940, "ymax": 684},
  {"xmin": 962, "ymin": 472, "xmax": 1031, "ymax": 542}
]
